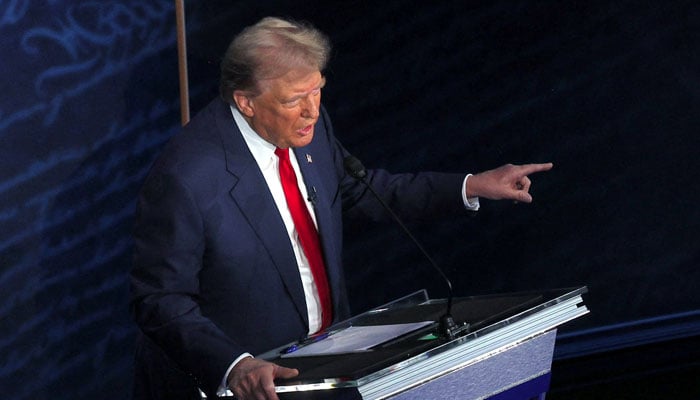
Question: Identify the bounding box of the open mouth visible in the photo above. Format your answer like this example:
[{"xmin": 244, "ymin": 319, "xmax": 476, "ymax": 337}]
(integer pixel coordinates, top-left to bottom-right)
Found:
[{"xmin": 297, "ymin": 125, "xmax": 313, "ymax": 135}]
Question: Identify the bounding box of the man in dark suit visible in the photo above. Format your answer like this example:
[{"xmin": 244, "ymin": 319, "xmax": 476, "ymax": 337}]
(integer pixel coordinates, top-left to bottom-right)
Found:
[{"xmin": 130, "ymin": 17, "xmax": 552, "ymax": 400}]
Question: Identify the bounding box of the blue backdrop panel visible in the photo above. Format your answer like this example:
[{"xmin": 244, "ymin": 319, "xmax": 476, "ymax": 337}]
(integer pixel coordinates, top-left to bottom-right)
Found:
[{"xmin": 0, "ymin": 1, "xmax": 180, "ymax": 398}]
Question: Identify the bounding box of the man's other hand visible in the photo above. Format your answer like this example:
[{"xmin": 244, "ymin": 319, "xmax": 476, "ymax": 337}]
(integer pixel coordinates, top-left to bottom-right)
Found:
[{"xmin": 227, "ymin": 357, "xmax": 299, "ymax": 400}]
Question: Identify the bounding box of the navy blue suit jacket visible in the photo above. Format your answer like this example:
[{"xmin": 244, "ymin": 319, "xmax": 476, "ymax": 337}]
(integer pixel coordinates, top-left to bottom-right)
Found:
[{"xmin": 130, "ymin": 98, "xmax": 466, "ymax": 397}]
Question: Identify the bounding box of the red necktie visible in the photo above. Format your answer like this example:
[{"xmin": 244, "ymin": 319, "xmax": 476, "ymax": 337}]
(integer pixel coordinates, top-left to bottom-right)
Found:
[{"xmin": 275, "ymin": 148, "xmax": 332, "ymax": 330}]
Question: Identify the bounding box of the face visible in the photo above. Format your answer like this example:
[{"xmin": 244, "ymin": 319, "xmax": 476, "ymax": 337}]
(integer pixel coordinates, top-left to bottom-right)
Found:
[{"xmin": 234, "ymin": 69, "xmax": 325, "ymax": 149}]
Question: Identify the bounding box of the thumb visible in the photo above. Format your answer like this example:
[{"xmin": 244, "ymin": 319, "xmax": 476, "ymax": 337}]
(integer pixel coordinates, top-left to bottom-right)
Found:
[{"xmin": 515, "ymin": 190, "xmax": 533, "ymax": 203}]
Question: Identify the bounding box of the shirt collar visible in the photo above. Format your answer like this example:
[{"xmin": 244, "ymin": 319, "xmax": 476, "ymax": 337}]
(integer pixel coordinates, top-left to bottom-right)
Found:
[{"xmin": 230, "ymin": 105, "xmax": 277, "ymax": 171}]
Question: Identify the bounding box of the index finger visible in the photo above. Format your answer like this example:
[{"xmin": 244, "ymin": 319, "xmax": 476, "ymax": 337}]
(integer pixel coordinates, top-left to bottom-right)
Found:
[
  {"xmin": 274, "ymin": 365, "xmax": 299, "ymax": 380},
  {"xmin": 517, "ymin": 162, "xmax": 553, "ymax": 176}
]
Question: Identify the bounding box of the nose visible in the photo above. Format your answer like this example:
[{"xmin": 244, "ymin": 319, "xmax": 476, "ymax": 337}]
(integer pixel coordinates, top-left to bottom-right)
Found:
[{"xmin": 300, "ymin": 94, "xmax": 319, "ymax": 119}]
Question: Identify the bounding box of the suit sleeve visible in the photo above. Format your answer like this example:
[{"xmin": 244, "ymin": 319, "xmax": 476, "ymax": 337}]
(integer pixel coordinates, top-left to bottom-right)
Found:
[
  {"xmin": 322, "ymin": 116, "xmax": 467, "ymax": 222},
  {"xmin": 341, "ymin": 167, "xmax": 467, "ymax": 222},
  {"xmin": 130, "ymin": 165, "xmax": 243, "ymax": 394}
]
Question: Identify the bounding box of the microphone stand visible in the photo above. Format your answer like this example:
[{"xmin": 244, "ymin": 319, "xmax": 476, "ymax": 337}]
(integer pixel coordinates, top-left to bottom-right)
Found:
[{"xmin": 343, "ymin": 156, "xmax": 470, "ymax": 339}]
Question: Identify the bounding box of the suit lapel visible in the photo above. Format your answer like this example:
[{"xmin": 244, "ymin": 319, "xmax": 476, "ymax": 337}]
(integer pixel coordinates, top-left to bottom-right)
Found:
[{"xmin": 214, "ymin": 101, "xmax": 309, "ymax": 328}]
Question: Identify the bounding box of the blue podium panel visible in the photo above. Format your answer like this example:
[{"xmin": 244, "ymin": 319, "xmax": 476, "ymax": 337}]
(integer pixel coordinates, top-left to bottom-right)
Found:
[
  {"xmin": 386, "ymin": 330, "xmax": 556, "ymax": 400},
  {"xmin": 490, "ymin": 373, "xmax": 550, "ymax": 400}
]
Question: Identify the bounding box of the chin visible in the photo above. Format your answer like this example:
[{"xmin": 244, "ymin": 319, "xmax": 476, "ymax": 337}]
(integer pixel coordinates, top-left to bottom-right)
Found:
[{"xmin": 293, "ymin": 135, "xmax": 314, "ymax": 148}]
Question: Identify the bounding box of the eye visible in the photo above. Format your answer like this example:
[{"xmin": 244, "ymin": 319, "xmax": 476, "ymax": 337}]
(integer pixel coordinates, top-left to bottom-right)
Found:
[{"xmin": 282, "ymin": 99, "xmax": 301, "ymax": 108}]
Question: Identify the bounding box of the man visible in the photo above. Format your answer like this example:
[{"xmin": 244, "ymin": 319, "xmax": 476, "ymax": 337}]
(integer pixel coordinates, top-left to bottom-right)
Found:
[{"xmin": 130, "ymin": 17, "xmax": 552, "ymax": 400}]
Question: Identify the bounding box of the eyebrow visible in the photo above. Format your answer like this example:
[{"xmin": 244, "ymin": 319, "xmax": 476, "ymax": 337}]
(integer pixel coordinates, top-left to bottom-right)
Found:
[{"xmin": 283, "ymin": 77, "xmax": 326, "ymax": 103}]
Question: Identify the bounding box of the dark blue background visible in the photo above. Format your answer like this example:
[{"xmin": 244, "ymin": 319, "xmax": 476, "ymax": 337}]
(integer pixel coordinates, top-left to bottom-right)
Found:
[{"xmin": 1, "ymin": 1, "xmax": 698, "ymax": 398}]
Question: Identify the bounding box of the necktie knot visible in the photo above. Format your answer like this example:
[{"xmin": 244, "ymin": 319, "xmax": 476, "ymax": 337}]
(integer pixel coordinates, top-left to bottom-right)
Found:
[{"xmin": 274, "ymin": 147, "xmax": 289, "ymax": 161}]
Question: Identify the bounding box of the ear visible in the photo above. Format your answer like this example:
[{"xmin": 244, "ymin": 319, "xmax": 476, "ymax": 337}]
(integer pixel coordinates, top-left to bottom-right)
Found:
[{"xmin": 233, "ymin": 91, "xmax": 255, "ymax": 118}]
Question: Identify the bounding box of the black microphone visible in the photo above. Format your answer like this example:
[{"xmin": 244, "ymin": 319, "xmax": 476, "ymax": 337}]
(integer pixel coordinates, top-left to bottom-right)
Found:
[
  {"xmin": 307, "ymin": 185, "xmax": 318, "ymax": 205},
  {"xmin": 343, "ymin": 155, "xmax": 469, "ymax": 339}
]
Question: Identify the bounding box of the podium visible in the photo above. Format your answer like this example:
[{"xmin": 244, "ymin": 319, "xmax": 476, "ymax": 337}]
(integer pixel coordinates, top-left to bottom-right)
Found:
[{"xmin": 249, "ymin": 287, "xmax": 589, "ymax": 400}]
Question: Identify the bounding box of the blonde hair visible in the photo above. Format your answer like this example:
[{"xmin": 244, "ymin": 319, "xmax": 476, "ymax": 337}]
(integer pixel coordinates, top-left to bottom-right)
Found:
[{"xmin": 220, "ymin": 17, "xmax": 331, "ymax": 102}]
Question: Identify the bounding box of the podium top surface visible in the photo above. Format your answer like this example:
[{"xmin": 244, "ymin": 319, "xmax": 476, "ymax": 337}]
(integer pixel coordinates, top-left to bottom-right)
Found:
[{"xmin": 258, "ymin": 286, "xmax": 588, "ymax": 393}]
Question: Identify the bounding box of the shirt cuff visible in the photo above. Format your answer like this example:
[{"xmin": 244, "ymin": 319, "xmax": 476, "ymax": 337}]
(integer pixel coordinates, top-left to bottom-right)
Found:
[
  {"xmin": 217, "ymin": 352, "xmax": 254, "ymax": 396},
  {"xmin": 462, "ymin": 174, "xmax": 480, "ymax": 211}
]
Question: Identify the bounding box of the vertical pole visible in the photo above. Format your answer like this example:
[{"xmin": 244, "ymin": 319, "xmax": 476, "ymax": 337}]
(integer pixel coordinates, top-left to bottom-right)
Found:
[{"xmin": 175, "ymin": 0, "xmax": 190, "ymax": 126}]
